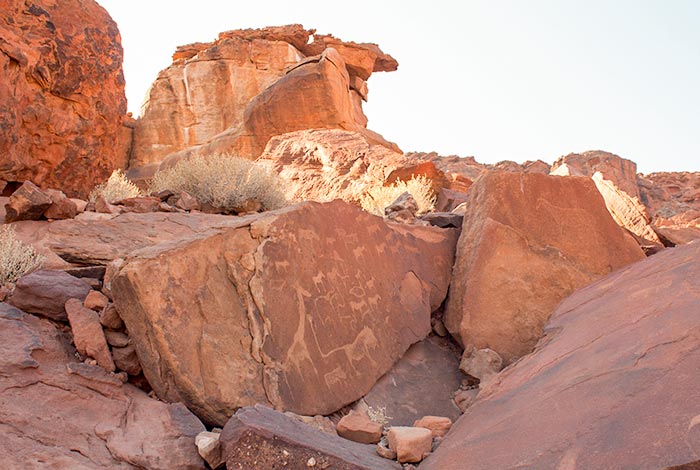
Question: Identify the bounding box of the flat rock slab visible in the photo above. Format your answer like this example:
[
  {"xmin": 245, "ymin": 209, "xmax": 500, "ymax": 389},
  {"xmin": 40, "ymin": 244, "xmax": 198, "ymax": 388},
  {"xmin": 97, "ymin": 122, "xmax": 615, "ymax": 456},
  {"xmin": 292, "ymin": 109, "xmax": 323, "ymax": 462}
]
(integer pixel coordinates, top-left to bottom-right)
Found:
[
  {"xmin": 112, "ymin": 200, "xmax": 457, "ymax": 426},
  {"xmin": 0, "ymin": 303, "xmax": 205, "ymax": 470},
  {"xmin": 363, "ymin": 336, "xmax": 462, "ymax": 426},
  {"xmin": 221, "ymin": 405, "xmax": 401, "ymax": 470},
  {"xmin": 423, "ymin": 242, "xmax": 700, "ymax": 470},
  {"xmin": 13, "ymin": 211, "xmax": 251, "ymax": 266},
  {"xmin": 445, "ymin": 172, "xmax": 645, "ymax": 363}
]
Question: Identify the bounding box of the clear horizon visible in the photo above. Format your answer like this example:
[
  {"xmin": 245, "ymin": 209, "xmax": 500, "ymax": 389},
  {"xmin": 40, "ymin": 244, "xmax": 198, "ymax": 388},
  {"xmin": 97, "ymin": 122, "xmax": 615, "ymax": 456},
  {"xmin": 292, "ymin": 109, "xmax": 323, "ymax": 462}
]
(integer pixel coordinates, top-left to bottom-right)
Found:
[{"xmin": 98, "ymin": 0, "xmax": 700, "ymax": 174}]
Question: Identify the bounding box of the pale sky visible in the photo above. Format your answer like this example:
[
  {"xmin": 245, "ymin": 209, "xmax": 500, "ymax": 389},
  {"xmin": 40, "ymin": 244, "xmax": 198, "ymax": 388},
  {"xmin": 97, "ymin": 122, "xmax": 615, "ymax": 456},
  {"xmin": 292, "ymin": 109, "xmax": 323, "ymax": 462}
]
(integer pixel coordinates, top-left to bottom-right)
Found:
[{"xmin": 98, "ymin": 0, "xmax": 700, "ymax": 174}]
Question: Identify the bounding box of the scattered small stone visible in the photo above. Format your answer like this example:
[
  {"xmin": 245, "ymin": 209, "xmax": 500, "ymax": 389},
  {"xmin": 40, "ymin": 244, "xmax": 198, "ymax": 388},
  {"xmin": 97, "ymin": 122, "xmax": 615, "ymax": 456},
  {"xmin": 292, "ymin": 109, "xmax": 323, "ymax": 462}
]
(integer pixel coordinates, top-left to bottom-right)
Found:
[
  {"xmin": 99, "ymin": 303, "xmax": 124, "ymax": 330},
  {"xmin": 66, "ymin": 298, "xmax": 115, "ymax": 372},
  {"xmin": 387, "ymin": 426, "xmax": 433, "ymax": 464},
  {"xmin": 112, "ymin": 344, "xmax": 142, "ymax": 376},
  {"xmin": 459, "ymin": 346, "xmax": 503, "ymax": 387},
  {"xmin": 104, "ymin": 330, "xmax": 130, "ymax": 347},
  {"xmin": 84, "ymin": 290, "xmax": 109, "ymax": 311},
  {"xmin": 413, "ymin": 416, "xmax": 452, "ymax": 438},
  {"xmin": 306, "ymin": 456, "xmax": 317, "ymax": 467},
  {"xmin": 175, "ymin": 191, "xmax": 200, "ymax": 211},
  {"xmin": 376, "ymin": 438, "xmax": 397, "ymax": 460},
  {"xmin": 336, "ymin": 409, "xmax": 383, "ymax": 444},
  {"xmin": 453, "ymin": 388, "xmax": 479, "ymax": 413},
  {"xmin": 195, "ymin": 430, "xmax": 224, "ymax": 469},
  {"xmin": 94, "ymin": 195, "xmax": 121, "ymax": 214}
]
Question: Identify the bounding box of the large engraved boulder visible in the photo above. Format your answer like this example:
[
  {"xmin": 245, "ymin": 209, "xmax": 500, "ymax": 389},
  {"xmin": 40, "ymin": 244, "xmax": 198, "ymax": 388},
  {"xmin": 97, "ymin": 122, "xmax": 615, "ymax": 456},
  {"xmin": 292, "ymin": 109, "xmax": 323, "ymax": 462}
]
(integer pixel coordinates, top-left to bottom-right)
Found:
[{"xmin": 112, "ymin": 201, "xmax": 457, "ymax": 425}]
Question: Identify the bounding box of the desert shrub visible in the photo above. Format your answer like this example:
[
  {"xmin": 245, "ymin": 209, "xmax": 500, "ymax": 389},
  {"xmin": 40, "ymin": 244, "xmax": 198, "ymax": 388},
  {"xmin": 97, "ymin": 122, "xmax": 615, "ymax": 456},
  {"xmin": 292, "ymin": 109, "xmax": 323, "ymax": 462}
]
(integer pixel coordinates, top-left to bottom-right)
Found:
[
  {"xmin": 89, "ymin": 169, "xmax": 141, "ymax": 203},
  {"xmin": 360, "ymin": 175, "xmax": 436, "ymax": 216},
  {"xmin": 0, "ymin": 225, "xmax": 45, "ymax": 285},
  {"xmin": 367, "ymin": 406, "xmax": 392, "ymax": 428},
  {"xmin": 149, "ymin": 154, "xmax": 289, "ymax": 212}
]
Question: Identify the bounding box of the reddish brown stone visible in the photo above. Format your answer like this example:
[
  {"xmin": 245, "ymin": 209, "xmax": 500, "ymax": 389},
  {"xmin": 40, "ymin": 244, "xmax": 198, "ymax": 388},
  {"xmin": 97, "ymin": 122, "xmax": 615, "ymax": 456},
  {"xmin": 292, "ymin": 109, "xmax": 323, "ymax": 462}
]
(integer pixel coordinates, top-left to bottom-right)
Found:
[
  {"xmin": 221, "ymin": 405, "xmax": 400, "ymax": 470},
  {"xmin": 336, "ymin": 410, "xmax": 383, "ymax": 444},
  {"xmin": 445, "ymin": 173, "xmax": 645, "ymax": 363},
  {"xmin": 117, "ymin": 196, "xmax": 162, "ymax": 213},
  {"xmin": 111, "ymin": 344, "xmax": 141, "ymax": 376},
  {"xmin": 413, "ymin": 416, "xmax": 452, "ymax": 438},
  {"xmin": 0, "ymin": 303, "xmax": 205, "ymax": 469},
  {"xmin": 43, "ymin": 189, "xmax": 79, "ymax": 220},
  {"xmin": 8, "ymin": 270, "xmax": 92, "ymax": 321},
  {"xmin": 84, "ymin": 290, "xmax": 109, "ymax": 311},
  {"xmin": 4, "ymin": 181, "xmax": 52, "ymax": 222},
  {"xmin": 386, "ymin": 426, "xmax": 433, "ymax": 463},
  {"xmin": 65, "ymin": 298, "xmax": 115, "ymax": 372},
  {"xmin": 0, "ymin": 1, "xmax": 130, "ymax": 198},
  {"xmin": 423, "ymin": 242, "xmax": 700, "ymax": 470},
  {"xmin": 111, "ymin": 201, "xmax": 457, "ymax": 425}
]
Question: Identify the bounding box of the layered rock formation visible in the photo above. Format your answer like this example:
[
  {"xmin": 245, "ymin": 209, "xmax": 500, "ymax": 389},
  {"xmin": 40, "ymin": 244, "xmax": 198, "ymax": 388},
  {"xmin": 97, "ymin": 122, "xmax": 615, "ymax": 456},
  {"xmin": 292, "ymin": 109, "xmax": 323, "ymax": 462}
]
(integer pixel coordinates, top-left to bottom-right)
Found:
[
  {"xmin": 423, "ymin": 241, "xmax": 700, "ymax": 469},
  {"xmin": 445, "ymin": 172, "xmax": 645, "ymax": 363},
  {"xmin": 0, "ymin": 303, "xmax": 204, "ymax": 469},
  {"xmin": 0, "ymin": 0, "xmax": 131, "ymax": 198},
  {"xmin": 111, "ymin": 201, "xmax": 457, "ymax": 426},
  {"xmin": 130, "ymin": 25, "xmax": 398, "ymax": 171}
]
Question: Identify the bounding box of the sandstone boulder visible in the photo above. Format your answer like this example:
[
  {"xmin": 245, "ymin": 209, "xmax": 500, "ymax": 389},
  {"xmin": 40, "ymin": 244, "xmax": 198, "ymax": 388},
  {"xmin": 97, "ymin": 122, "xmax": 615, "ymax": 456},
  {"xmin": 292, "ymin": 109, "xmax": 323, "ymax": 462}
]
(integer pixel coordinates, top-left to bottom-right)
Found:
[
  {"xmin": 111, "ymin": 201, "xmax": 457, "ymax": 425},
  {"xmin": 4, "ymin": 181, "xmax": 52, "ymax": 222},
  {"xmin": 221, "ymin": 405, "xmax": 400, "ymax": 469},
  {"xmin": 0, "ymin": 303, "xmax": 205, "ymax": 469},
  {"xmin": 422, "ymin": 241, "xmax": 700, "ymax": 470},
  {"xmin": 258, "ymin": 129, "xmax": 446, "ymax": 204},
  {"xmin": 44, "ymin": 188, "xmax": 79, "ymax": 219},
  {"xmin": 445, "ymin": 172, "xmax": 645, "ymax": 363},
  {"xmin": 8, "ymin": 269, "xmax": 92, "ymax": 321},
  {"xmin": 0, "ymin": 0, "xmax": 130, "ymax": 197},
  {"xmin": 413, "ymin": 416, "xmax": 452, "ymax": 438}
]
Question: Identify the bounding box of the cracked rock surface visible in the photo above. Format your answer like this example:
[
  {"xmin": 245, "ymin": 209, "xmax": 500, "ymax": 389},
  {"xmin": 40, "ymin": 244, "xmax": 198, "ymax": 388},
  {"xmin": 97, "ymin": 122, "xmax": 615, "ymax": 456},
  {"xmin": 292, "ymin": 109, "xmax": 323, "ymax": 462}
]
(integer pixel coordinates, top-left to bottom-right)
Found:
[
  {"xmin": 0, "ymin": 303, "xmax": 205, "ymax": 469},
  {"xmin": 111, "ymin": 200, "xmax": 457, "ymax": 426},
  {"xmin": 423, "ymin": 241, "xmax": 700, "ymax": 470}
]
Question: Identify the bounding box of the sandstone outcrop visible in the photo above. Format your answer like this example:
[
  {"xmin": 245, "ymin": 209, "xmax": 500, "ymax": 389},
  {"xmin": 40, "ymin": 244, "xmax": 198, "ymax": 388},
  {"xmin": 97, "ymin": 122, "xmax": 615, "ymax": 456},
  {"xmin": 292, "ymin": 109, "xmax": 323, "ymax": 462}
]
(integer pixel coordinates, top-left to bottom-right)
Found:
[
  {"xmin": 0, "ymin": 303, "xmax": 205, "ymax": 469},
  {"xmin": 0, "ymin": 0, "xmax": 130, "ymax": 198},
  {"xmin": 423, "ymin": 241, "xmax": 700, "ymax": 470},
  {"xmin": 258, "ymin": 129, "xmax": 447, "ymax": 204},
  {"xmin": 131, "ymin": 25, "xmax": 398, "ymax": 170},
  {"xmin": 638, "ymin": 171, "xmax": 700, "ymax": 244},
  {"xmin": 550, "ymin": 151, "xmax": 661, "ymax": 245},
  {"xmin": 551, "ymin": 150, "xmax": 641, "ymax": 198},
  {"xmin": 111, "ymin": 201, "xmax": 457, "ymax": 425},
  {"xmin": 445, "ymin": 172, "xmax": 645, "ymax": 363},
  {"xmin": 220, "ymin": 405, "xmax": 401, "ymax": 469}
]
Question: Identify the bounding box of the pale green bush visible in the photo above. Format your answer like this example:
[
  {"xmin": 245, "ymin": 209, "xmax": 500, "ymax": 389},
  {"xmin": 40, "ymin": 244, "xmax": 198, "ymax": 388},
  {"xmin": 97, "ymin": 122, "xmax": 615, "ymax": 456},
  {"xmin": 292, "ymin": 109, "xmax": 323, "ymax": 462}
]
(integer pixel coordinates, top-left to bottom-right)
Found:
[
  {"xmin": 149, "ymin": 154, "xmax": 289, "ymax": 212},
  {"xmin": 89, "ymin": 169, "xmax": 141, "ymax": 203},
  {"xmin": 360, "ymin": 175, "xmax": 436, "ymax": 216},
  {"xmin": 0, "ymin": 225, "xmax": 45, "ymax": 286}
]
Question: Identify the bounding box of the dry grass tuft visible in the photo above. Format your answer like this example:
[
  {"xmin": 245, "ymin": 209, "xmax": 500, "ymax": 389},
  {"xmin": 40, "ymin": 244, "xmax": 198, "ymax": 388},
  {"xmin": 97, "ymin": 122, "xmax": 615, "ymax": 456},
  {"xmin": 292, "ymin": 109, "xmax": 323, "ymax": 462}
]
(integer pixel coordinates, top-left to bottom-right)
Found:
[
  {"xmin": 149, "ymin": 154, "xmax": 289, "ymax": 212},
  {"xmin": 0, "ymin": 225, "xmax": 45, "ymax": 286},
  {"xmin": 360, "ymin": 175, "xmax": 436, "ymax": 216},
  {"xmin": 89, "ymin": 169, "xmax": 141, "ymax": 203}
]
